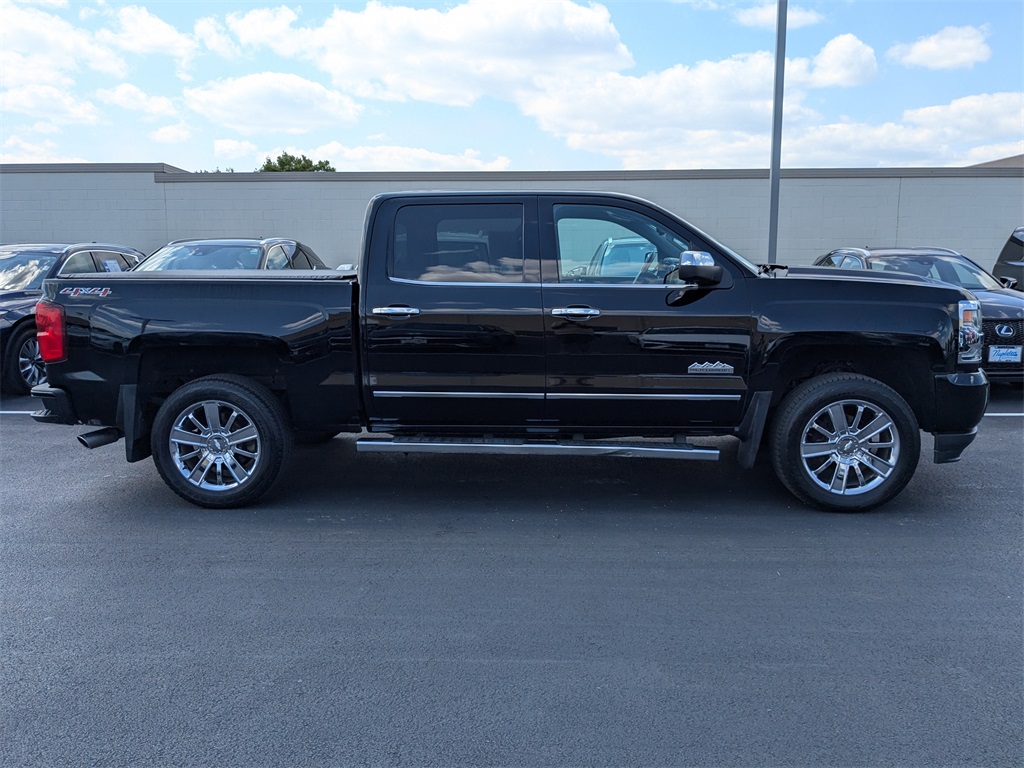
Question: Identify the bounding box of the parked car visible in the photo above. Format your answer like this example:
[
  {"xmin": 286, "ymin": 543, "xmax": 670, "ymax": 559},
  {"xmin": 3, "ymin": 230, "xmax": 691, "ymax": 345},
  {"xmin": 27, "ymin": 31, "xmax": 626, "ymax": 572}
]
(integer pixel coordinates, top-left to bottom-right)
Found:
[
  {"xmin": 134, "ymin": 238, "xmax": 328, "ymax": 271},
  {"xmin": 586, "ymin": 236, "xmax": 658, "ymax": 277},
  {"xmin": 992, "ymin": 227, "xmax": 1024, "ymax": 290},
  {"xmin": 814, "ymin": 246, "xmax": 1024, "ymax": 382},
  {"xmin": 0, "ymin": 242, "xmax": 145, "ymax": 394}
]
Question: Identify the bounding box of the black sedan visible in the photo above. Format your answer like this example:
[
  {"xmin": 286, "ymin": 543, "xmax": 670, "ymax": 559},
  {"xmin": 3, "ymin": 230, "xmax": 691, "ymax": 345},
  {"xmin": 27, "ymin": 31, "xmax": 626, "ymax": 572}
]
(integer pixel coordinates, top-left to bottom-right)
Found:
[
  {"xmin": 134, "ymin": 238, "xmax": 328, "ymax": 271},
  {"xmin": 814, "ymin": 246, "xmax": 1024, "ymax": 382},
  {"xmin": 1, "ymin": 243, "xmax": 145, "ymax": 394}
]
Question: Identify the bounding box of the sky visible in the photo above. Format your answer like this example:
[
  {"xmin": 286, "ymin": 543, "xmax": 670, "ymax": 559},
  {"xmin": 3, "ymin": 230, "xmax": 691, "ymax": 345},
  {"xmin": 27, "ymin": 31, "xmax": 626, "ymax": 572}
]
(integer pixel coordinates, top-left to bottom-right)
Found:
[{"xmin": 1, "ymin": 0, "xmax": 1022, "ymax": 172}]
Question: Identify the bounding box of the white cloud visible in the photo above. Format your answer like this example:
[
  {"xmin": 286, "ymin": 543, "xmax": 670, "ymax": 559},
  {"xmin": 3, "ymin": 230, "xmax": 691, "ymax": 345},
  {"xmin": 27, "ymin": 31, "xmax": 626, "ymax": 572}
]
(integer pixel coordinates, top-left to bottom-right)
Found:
[
  {"xmin": 0, "ymin": 135, "xmax": 87, "ymax": 164},
  {"xmin": 903, "ymin": 92, "xmax": 1023, "ymax": 137},
  {"xmin": 226, "ymin": 0, "xmax": 633, "ymax": 107},
  {"xmin": 28, "ymin": 121, "xmax": 62, "ymax": 135},
  {"xmin": 887, "ymin": 26, "xmax": 991, "ymax": 70},
  {"xmin": 734, "ymin": 2, "xmax": 824, "ymax": 29},
  {"xmin": 784, "ymin": 93, "xmax": 1024, "ymax": 167},
  {"xmin": 214, "ymin": 139, "xmax": 258, "ymax": 160},
  {"xmin": 295, "ymin": 141, "xmax": 512, "ymax": 171},
  {"xmin": 95, "ymin": 5, "xmax": 199, "ymax": 79},
  {"xmin": 0, "ymin": 85, "xmax": 101, "ymax": 124},
  {"xmin": 194, "ymin": 17, "xmax": 240, "ymax": 59},
  {"xmin": 150, "ymin": 123, "xmax": 191, "ymax": 143},
  {"xmin": 183, "ymin": 73, "xmax": 362, "ymax": 134},
  {"xmin": 0, "ymin": 0, "xmax": 126, "ymax": 87},
  {"xmin": 15, "ymin": 0, "xmax": 68, "ymax": 7},
  {"xmin": 96, "ymin": 83, "xmax": 177, "ymax": 117},
  {"xmin": 961, "ymin": 142, "xmax": 1024, "ymax": 166},
  {"xmin": 517, "ymin": 35, "xmax": 877, "ymax": 167},
  {"xmin": 794, "ymin": 34, "xmax": 877, "ymax": 88}
]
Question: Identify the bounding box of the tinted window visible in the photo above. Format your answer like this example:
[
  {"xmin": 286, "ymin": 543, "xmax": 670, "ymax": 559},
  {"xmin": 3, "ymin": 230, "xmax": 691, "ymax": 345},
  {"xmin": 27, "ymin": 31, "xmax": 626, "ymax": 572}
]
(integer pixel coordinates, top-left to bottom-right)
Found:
[
  {"xmin": 291, "ymin": 249, "xmax": 313, "ymax": 269},
  {"xmin": 265, "ymin": 245, "xmax": 289, "ymax": 270},
  {"xmin": 300, "ymin": 247, "xmax": 325, "ymax": 269},
  {"xmin": 59, "ymin": 251, "xmax": 97, "ymax": 274},
  {"xmin": 392, "ymin": 204, "xmax": 524, "ymax": 283},
  {"xmin": 93, "ymin": 251, "xmax": 130, "ymax": 272}
]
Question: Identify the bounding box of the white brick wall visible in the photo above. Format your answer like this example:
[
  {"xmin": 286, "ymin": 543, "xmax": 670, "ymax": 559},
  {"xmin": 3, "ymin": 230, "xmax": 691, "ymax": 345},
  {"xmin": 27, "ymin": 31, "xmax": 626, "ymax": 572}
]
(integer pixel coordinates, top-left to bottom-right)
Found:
[{"xmin": 1, "ymin": 165, "xmax": 1020, "ymax": 269}]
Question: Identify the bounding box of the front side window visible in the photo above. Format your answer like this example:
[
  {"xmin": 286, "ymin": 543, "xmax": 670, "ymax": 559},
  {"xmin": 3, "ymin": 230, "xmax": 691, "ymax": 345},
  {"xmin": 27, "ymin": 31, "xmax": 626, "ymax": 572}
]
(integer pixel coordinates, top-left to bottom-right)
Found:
[
  {"xmin": 554, "ymin": 204, "xmax": 694, "ymax": 284},
  {"xmin": 392, "ymin": 203, "xmax": 524, "ymax": 283}
]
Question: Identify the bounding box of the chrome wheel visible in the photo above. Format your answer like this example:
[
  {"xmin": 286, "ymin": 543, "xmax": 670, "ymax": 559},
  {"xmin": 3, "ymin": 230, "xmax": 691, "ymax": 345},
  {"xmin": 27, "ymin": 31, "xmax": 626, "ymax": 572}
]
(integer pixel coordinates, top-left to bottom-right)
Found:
[
  {"xmin": 168, "ymin": 399, "xmax": 261, "ymax": 491},
  {"xmin": 18, "ymin": 336, "xmax": 46, "ymax": 388},
  {"xmin": 799, "ymin": 398, "xmax": 900, "ymax": 496}
]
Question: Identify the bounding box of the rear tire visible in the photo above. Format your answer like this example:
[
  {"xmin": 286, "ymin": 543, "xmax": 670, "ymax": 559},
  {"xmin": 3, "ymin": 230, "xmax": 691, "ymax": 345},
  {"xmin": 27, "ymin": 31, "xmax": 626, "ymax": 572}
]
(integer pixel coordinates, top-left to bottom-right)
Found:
[
  {"xmin": 151, "ymin": 375, "xmax": 292, "ymax": 508},
  {"xmin": 770, "ymin": 373, "xmax": 920, "ymax": 512},
  {"xmin": 3, "ymin": 323, "xmax": 45, "ymax": 395}
]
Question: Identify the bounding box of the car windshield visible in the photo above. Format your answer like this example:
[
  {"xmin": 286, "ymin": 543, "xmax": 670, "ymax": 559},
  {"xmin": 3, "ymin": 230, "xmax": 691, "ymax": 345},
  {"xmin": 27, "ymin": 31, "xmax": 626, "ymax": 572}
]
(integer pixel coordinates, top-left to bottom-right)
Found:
[
  {"xmin": 0, "ymin": 252, "xmax": 58, "ymax": 290},
  {"xmin": 866, "ymin": 255, "xmax": 1002, "ymax": 291},
  {"xmin": 136, "ymin": 244, "xmax": 263, "ymax": 270}
]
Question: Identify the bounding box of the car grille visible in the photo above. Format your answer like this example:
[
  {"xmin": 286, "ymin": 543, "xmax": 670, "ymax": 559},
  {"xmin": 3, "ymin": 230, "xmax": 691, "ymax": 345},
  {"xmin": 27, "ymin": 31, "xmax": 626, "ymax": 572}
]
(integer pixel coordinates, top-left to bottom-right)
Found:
[
  {"xmin": 982, "ymin": 318, "xmax": 1024, "ymax": 374},
  {"xmin": 984, "ymin": 318, "xmax": 1024, "ymax": 345}
]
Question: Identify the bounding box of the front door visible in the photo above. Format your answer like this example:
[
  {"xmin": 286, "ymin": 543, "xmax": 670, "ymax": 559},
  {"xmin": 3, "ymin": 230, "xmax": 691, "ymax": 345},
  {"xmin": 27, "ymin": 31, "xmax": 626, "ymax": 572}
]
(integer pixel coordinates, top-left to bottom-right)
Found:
[{"xmin": 539, "ymin": 197, "xmax": 752, "ymax": 431}]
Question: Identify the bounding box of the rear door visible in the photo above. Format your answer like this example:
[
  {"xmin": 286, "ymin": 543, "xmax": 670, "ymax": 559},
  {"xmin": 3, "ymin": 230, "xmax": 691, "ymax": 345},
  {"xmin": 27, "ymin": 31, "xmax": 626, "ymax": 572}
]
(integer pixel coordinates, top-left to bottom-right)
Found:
[
  {"xmin": 360, "ymin": 195, "xmax": 545, "ymax": 431},
  {"xmin": 539, "ymin": 196, "xmax": 753, "ymax": 430}
]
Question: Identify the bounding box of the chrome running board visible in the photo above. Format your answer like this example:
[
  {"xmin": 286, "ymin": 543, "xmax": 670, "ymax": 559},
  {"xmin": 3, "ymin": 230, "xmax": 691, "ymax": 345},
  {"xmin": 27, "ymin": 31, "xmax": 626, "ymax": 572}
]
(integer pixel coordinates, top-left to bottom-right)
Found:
[{"xmin": 356, "ymin": 435, "xmax": 719, "ymax": 460}]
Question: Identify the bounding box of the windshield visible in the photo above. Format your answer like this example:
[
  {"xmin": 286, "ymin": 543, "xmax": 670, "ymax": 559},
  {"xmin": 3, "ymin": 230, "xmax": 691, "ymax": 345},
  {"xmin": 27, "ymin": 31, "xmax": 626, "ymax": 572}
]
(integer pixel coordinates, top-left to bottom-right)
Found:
[
  {"xmin": 0, "ymin": 252, "xmax": 58, "ymax": 290},
  {"xmin": 866, "ymin": 255, "xmax": 1002, "ymax": 291},
  {"xmin": 136, "ymin": 243, "xmax": 263, "ymax": 270}
]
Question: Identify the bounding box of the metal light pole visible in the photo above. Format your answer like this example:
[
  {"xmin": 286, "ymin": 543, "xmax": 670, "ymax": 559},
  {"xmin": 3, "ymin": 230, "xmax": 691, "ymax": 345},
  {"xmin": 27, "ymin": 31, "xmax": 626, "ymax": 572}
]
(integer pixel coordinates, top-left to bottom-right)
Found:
[{"xmin": 767, "ymin": 0, "xmax": 787, "ymax": 264}]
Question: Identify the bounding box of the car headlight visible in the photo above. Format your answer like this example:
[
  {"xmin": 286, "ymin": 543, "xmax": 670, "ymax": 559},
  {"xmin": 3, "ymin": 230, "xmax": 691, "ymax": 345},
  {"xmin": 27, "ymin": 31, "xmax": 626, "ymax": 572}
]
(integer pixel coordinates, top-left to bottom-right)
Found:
[{"xmin": 957, "ymin": 299, "xmax": 983, "ymax": 364}]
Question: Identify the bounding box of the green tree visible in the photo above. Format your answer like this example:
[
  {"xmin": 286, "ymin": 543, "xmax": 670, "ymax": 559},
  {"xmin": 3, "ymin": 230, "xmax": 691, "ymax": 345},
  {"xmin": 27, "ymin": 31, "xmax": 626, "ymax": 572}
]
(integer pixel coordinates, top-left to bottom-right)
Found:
[{"xmin": 258, "ymin": 152, "xmax": 336, "ymax": 172}]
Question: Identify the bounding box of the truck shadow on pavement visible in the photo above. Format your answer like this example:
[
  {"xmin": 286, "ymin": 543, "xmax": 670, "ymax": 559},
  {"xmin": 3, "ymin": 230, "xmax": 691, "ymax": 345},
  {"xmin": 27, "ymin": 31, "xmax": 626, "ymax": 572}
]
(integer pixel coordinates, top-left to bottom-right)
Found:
[{"xmin": 267, "ymin": 435, "xmax": 836, "ymax": 520}]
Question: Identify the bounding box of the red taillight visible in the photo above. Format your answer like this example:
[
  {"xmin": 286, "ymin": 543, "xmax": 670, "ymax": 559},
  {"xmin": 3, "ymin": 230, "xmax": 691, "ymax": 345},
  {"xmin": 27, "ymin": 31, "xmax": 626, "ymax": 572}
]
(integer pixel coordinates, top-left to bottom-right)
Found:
[{"xmin": 35, "ymin": 301, "xmax": 66, "ymax": 363}]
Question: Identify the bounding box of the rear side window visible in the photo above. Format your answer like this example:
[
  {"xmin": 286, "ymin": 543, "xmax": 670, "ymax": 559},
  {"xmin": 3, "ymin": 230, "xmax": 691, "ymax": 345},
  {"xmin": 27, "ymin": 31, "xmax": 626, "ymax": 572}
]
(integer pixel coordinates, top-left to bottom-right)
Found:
[
  {"xmin": 291, "ymin": 250, "xmax": 313, "ymax": 269},
  {"xmin": 392, "ymin": 203, "xmax": 524, "ymax": 283},
  {"xmin": 59, "ymin": 251, "xmax": 97, "ymax": 275},
  {"xmin": 93, "ymin": 251, "xmax": 131, "ymax": 272}
]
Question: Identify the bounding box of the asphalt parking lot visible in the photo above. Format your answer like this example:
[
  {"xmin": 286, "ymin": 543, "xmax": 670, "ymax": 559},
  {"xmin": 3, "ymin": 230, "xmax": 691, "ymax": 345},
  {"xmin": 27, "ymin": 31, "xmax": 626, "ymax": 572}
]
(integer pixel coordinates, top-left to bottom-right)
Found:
[{"xmin": 1, "ymin": 386, "xmax": 1022, "ymax": 767}]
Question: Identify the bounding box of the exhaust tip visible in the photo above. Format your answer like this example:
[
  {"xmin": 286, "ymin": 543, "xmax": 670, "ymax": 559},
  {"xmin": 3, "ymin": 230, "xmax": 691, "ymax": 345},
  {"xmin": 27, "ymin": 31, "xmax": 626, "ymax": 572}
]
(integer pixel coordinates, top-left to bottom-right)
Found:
[{"xmin": 78, "ymin": 427, "xmax": 122, "ymax": 449}]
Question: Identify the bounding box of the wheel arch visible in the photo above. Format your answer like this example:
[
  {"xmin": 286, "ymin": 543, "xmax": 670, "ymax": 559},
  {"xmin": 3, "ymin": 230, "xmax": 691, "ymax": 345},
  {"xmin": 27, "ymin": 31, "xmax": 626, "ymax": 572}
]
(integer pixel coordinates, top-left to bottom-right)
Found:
[
  {"xmin": 121, "ymin": 342, "xmax": 292, "ymax": 462},
  {"xmin": 761, "ymin": 338, "xmax": 943, "ymax": 432}
]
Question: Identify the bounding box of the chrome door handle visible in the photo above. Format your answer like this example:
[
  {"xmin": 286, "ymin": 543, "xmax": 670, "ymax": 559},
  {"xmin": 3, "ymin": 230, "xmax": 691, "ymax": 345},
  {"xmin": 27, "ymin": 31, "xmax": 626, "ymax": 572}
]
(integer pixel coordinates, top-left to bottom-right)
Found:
[
  {"xmin": 372, "ymin": 306, "xmax": 421, "ymax": 317},
  {"xmin": 551, "ymin": 307, "xmax": 601, "ymax": 320}
]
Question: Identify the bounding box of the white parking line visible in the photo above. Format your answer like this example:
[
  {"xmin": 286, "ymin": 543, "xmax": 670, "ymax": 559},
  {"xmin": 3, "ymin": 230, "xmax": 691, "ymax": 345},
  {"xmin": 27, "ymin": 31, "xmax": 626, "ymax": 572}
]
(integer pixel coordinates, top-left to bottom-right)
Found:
[{"xmin": 985, "ymin": 413, "xmax": 1024, "ymax": 417}]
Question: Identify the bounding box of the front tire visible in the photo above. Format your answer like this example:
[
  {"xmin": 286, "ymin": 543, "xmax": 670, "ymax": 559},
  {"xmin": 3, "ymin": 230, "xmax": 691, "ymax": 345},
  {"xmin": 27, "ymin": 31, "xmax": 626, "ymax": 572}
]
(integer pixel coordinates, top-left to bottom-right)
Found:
[
  {"xmin": 770, "ymin": 373, "xmax": 920, "ymax": 512},
  {"xmin": 151, "ymin": 375, "xmax": 292, "ymax": 508}
]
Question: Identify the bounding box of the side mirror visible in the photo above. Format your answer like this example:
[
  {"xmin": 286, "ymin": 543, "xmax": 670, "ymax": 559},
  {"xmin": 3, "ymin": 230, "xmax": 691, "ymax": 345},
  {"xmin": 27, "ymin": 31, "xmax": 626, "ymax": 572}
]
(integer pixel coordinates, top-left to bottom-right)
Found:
[
  {"xmin": 999, "ymin": 276, "xmax": 1018, "ymax": 290},
  {"xmin": 667, "ymin": 263, "xmax": 723, "ymax": 286}
]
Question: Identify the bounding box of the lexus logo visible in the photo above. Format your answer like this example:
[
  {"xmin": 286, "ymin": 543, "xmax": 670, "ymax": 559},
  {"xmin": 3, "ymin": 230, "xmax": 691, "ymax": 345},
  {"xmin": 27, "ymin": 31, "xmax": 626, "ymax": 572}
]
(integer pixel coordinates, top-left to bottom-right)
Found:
[{"xmin": 995, "ymin": 324, "xmax": 1015, "ymax": 338}]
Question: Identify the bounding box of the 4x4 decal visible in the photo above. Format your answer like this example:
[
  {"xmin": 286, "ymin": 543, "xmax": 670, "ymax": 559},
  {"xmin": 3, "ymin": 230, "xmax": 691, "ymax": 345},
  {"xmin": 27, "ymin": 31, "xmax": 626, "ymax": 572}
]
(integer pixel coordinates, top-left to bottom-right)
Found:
[{"xmin": 60, "ymin": 287, "xmax": 112, "ymax": 298}]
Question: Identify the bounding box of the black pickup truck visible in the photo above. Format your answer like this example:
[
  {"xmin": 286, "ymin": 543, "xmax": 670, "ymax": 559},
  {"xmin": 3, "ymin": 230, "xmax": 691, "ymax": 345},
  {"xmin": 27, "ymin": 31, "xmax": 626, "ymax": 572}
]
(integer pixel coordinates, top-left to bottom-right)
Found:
[{"xmin": 32, "ymin": 191, "xmax": 989, "ymax": 512}]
